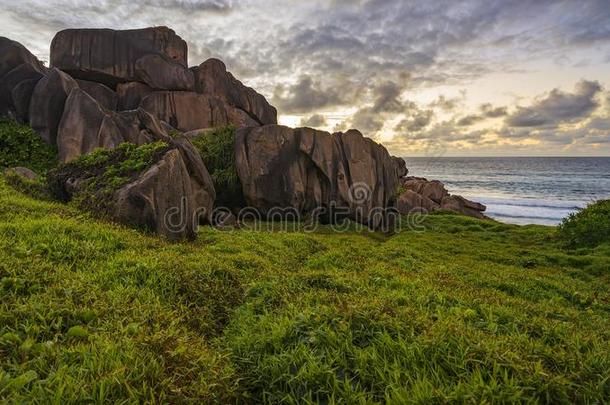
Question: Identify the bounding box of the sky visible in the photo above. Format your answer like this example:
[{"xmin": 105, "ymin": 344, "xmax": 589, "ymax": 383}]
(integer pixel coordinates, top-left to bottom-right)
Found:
[{"xmin": 2, "ymin": 0, "xmax": 610, "ymax": 156}]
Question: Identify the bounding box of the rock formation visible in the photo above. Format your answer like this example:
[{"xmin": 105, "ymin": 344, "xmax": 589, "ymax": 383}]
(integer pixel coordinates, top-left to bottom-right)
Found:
[
  {"xmin": 50, "ymin": 27, "xmax": 192, "ymax": 90},
  {"xmin": 235, "ymin": 125, "xmax": 398, "ymax": 229},
  {"xmin": 138, "ymin": 91, "xmax": 258, "ymax": 132},
  {"xmin": 0, "ymin": 26, "xmax": 489, "ymax": 238},
  {"xmin": 0, "ymin": 37, "xmax": 48, "ymax": 121},
  {"xmin": 396, "ymin": 176, "xmax": 487, "ymax": 219},
  {"xmin": 192, "ymin": 58, "xmax": 277, "ymax": 125},
  {"xmin": 48, "ymin": 137, "xmax": 215, "ymax": 241}
]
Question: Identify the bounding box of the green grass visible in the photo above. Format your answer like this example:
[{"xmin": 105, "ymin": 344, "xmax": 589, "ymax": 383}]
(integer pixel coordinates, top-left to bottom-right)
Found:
[
  {"xmin": 0, "ymin": 119, "xmax": 57, "ymax": 174},
  {"xmin": 1, "ymin": 177, "xmax": 609, "ymax": 403}
]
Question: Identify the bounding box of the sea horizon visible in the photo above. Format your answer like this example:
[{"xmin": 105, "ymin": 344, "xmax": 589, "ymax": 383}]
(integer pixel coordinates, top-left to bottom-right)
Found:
[{"xmin": 402, "ymin": 156, "xmax": 610, "ymax": 226}]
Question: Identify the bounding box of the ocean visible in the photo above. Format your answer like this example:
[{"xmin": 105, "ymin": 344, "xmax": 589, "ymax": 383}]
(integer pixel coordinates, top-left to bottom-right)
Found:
[{"xmin": 403, "ymin": 157, "xmax": 610, "ymax": 226}]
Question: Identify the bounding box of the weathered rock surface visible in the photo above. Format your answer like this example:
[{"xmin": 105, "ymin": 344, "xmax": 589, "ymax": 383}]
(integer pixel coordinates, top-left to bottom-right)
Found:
[
  {"xmin": 115, "ymin": 141, "xmax": 215, "ymax": 240},
  {"xmin": 76, "ymin": 79, "xmax": 117, "ymax": 110},
  {"xmin": 0, "ymin": 37, "xmax": 47, "ymax": 119},
  {"xmin": 392, "ymin": 156, "xmax": 408, "ymax": 178},
  {"xmin": 192, "ymin": 58, "xmax": 277, "ymax": 125},
  {"xmin": 49, "ymin": 137, "xmax": 215, "ymax": 240},
  {"xmin": 117, "ymin": 82, "xmax": 153, "ymax": 110},
  {"xmin": 397, "ymin": 176, "xmax": 487, "ymax": 219},
  {"xmin": 139, "ymin": 91, "xmax": 258, "ymax": 132},
  {"xmin": 235, "ymin": 125, "xmax": 398, "ymax": 229},
  {"xmin": 57, "ymin": 88, "xmax": 169, "ymax": 162},
  {"xmin": 50, "ymin": 27, "xmax": 193, "ymax": 90},
  {"xmin": 29, "ymin": 68, "xmax": 78, "ymax": 145}
]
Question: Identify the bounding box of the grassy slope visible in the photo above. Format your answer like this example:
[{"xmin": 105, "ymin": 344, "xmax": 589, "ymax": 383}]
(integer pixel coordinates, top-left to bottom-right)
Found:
[{"xmin": 0, "ymin": 177, "xmax": 609, "ymax": 404}]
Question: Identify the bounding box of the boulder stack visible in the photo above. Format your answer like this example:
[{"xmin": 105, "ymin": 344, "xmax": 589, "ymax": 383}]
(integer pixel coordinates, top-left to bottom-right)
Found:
[
  {"xmin": 235, "ymin": 125, "xmax": 399, "ymax": 228},
  {"xmin": 396, "ymin": 176, "xmax": 487, "ymax": 219},
  {"xmin": 1, "ymin": 26, "xmax": 488, "ymax": 238}
]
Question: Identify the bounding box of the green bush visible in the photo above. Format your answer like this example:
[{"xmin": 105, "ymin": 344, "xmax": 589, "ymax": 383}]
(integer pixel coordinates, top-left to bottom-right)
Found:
[
  {"xmin": 190, "ymin": 126, "xmax": 243, "ymax": 208},
  {"xmin": 558, "ymin": 199, "xmax": 610, "ymax": 248},
  {"xmin": 0, "ymin": 119, "xmax": 57, "ymax": 174}
]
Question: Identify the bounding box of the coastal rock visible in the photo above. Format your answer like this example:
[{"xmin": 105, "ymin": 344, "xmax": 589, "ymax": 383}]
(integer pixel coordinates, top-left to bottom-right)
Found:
[
  {"xmin": 235, "ymin": 125, "xmax": 398, "ymax": 229},
  {"xmin": 117, "ymin": 82, "xmax": 153, "ymax": 110},
  {"xmin": 139, "ymin": 91, "xmax": 258, "ymax": 132},
  {"xmin": 392, "ymin": 156, "xmax": 408, "ymax": 178},
  {"xmin": 192, "ymin": 58, "xmax": 277, "ymax": 125},
  {"xmin": 397, "ymin": 190, "xmax": 439, "ymax": 214},
  {"xmin": 440, "ymin": 195, "xmax": 487, "ymax": 219},
  {"xmin": 396, "ymin": 176, "xmax": 486, "ymax": 219},
  {"xmin": 50, "ymin": 27, "xmax": 192, "ymax": 90},
  {"xmin": 57, "ymin": 88, "xmax": 169, "ymax": 162},
  {"xmin": 115, "ymin": 142, "xmax": 215, "ymax": 240},
  {"xmin": 0, "ymin": 37, "xmax": 47, "ymax": 120},
  {"xmin": 76, "ymin": 79, "xmax": 118, "ymax": 110},
  {"xmin": 11, "ymin": 79, "xmax": 40, "ymax": 123},
  {"xmin": 0, "ymin": 37, "xmax": 46, "ymax": 78},
  {"xmin": 49, "ymin": 137, "xmax": 215, "ymax": 240},
  {"xmin": 29, "ymin": 68, "xmax": 78, "ymax": 145},
  {"xmin": 402, "ymin": 177, "xmax": 448, "ymax": 204}
]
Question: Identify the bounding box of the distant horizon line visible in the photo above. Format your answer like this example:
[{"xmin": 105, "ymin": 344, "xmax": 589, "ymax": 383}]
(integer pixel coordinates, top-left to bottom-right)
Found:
[{"xmin": 401, "ymin": 155, "xmax": 610, "ymax": 158}]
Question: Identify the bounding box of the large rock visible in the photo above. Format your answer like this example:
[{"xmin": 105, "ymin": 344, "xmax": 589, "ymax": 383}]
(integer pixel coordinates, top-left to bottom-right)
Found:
[
  {"xmin": 117, "ymin": 82, "xmax": 153, "ymax": 110},
  {"xmin": 115, "ymin": 140, "xmax": 216, "ymax": 240},
  {"xmin": 440, "ymin": 195, "xmax": 487, "ymax": 219},
  {"xmin": 235, "ymin": 125, "xmax": 399, "ymax": 229},
  {"xmin": 392, "ymin": 156, "xmax": 408, "ymax": 178},
  {"xmin": 76, "ymin": 79, "xmax": 117, "ymax": 110},
  {"xmin": 11, "ymin": 79, "xmax": 40, "ymax": 123},
  {"xmin": 401, "ymin": 177, "xmax": 448, "ymax": 204},
  {"xmin": 0, "ymin": 37, "xmax": 47, "ymax": 119},
  {"xmin": 396, "ymin": 176, "xmax": 487, "ymax": 219},
  {"xmin": 29, "ymin": 68, "xmax": 78, "ymax": 145},
  {"xmin": 0, "ymin": 37, "xmax": 45, "ymax": 78},
  {"xmin": 397, "ymin": 190, "xmax": 439, "ymax": 214},
  {"xmin": 50, "ymin": 27, "xmax": 193, "ymax": 90},
  {"xmin": 57, "ymin": 88, "xmax": 169, "ymax": 162},
  {"xmin": 192, "ymin": 58, "xmax": 277, "ymax": 125},
  {"xmin": 49, "ymin": 138, "xmax": 215, "ymax": 240},
  {"xmin": 139, "ymin": 91, "xmax": 258, "ymax": 132}
]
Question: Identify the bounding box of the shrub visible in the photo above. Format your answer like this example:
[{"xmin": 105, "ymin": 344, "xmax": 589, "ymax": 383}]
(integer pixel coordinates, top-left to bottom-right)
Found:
[
  {"xmin": 190, "ymin": 126, "xmax": 243, "ymax": 208},
  {"xmin": 0, "ymin": 119, "xmax": 57, "ymax": 173},
  {"xmin": 558, "ymin": 199, "xmax": 610, "ymax": 248}
]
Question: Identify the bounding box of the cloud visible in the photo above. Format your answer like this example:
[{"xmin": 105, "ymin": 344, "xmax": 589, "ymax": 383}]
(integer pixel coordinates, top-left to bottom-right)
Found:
[
  {"xmin": 506, "ymin": 80, "xmax": 603, "ymax": 127},
  {"xmin": 395, "ymin": 110, "xmax": 434, "ymax": 132},
  {"xmin": 300, "ymin": 114, "xmax": 327, "ymax": 128},
  {"xmin": 480, "ymin": 103, "xmax": 507, "ymax": 118},
  {"xmin": 271, "ymin": 75, "xmax": 344, "ymax": 113}
]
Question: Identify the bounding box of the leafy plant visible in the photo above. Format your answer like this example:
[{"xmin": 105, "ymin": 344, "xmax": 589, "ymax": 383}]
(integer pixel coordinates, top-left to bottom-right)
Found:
[
  {"xmin": 0, "ymin": 119, "xmax": 57, "ymax": 174},
  {"xmin": 190, "ymin": 126, "xmax": 243, "ymax": 208},
  {"xmin": 558, "ymin": 199, "xmax": 610, "ymax": 248}
]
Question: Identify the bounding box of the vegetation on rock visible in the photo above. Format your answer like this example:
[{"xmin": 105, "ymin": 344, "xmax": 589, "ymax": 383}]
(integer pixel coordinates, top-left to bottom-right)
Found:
[
  {"xmin": 1, "ymin": 178, "xmax": 609, "ymax": 403},
  {"xmin": 0, "ymin": 119, "xmax": 57, "ymax": 174},
  {"xmin": 47, "ymin": 141, "xmax": 169, "ymax": 216},
  {"xmin": 558, "ymin": 199, "xmax": 610, "ymax": 248},
  {"xmin": 190, "ymin": 125, "xmax": 243, "ymax": 208}
]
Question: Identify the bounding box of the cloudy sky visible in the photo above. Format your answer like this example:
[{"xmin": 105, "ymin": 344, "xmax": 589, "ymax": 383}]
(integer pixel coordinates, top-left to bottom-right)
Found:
[{"xmin": 2, "ymin": 0, "xmax": 610, "ymax": 156}]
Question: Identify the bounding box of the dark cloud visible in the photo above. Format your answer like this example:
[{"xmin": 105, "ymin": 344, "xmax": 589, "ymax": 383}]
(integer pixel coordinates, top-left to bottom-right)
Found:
[
  {"xmin": 299, "ymin": 114, "xmax": 327, "ymax": 128},
  {"xmin": 506, "ymin": 80, "xmax": 603, "ymax": 127},
  {"xmin": 480, "ymin": 103, "xmax": 507, "ymax": 118},
  {"xmin": 271, "ymin": 75, "xmax": 344, "ymax": 113},
  {"xmin": 395, "ymin": 109, "xmax": 434, "ymax": 133}
]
